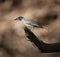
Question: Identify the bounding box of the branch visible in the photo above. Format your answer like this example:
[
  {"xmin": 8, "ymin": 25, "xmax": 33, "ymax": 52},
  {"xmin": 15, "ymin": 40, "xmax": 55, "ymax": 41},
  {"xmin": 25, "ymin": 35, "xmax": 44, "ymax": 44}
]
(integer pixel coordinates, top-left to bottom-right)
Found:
[{"xmin": 24, "ymin": 27, "xmax": 60, "ymax": 53}]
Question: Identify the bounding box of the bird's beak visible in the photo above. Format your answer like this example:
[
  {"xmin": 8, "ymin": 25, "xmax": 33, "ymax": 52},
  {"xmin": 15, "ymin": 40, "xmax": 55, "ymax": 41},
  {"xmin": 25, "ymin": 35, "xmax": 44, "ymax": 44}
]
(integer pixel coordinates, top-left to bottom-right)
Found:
[{"xmin": 15, "ymin": 18, "xmax": 18, "ymax": 20}]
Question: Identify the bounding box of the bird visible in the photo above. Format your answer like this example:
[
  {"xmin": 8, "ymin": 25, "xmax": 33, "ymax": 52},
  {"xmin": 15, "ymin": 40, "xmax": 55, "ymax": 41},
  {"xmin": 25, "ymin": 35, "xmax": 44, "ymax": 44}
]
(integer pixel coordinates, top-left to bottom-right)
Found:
[{"xmin": 15, "ymin": 16, "xmax": 48, "ymax": 32}]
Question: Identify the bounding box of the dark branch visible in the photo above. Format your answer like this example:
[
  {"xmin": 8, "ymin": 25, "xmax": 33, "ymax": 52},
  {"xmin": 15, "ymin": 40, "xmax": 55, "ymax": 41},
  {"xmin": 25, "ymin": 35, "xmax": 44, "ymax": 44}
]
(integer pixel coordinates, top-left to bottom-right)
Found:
[{"xmin": 24, "ymin": 27, "xmax": 60, "ymax": 53}]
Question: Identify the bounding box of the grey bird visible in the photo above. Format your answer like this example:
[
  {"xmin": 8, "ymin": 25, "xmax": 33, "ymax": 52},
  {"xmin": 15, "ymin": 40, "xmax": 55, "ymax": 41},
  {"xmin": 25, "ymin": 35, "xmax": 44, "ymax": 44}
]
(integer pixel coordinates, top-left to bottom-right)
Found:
[{"xmin": 15, "ymin": 16, "xmax": 48, "ymax": 31}]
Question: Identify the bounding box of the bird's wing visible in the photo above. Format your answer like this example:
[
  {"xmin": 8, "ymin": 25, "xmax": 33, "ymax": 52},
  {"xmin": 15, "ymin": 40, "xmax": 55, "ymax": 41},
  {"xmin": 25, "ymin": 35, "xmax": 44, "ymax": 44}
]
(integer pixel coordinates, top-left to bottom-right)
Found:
[
  {"xmin": 29, "ymin": 20, "xmax": 42, "ymax": 27},
  {"xmin": 23, "ymin": 19, "xmax": 43, "ymax": 28}
]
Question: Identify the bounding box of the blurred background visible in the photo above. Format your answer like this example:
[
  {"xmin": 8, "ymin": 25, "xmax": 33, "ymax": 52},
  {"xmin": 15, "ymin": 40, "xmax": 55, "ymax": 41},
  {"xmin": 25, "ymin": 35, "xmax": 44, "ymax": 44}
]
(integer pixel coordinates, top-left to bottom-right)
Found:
[{"xmin": 0, "ymin": 0, "xmax": 60, "ymax": 57}]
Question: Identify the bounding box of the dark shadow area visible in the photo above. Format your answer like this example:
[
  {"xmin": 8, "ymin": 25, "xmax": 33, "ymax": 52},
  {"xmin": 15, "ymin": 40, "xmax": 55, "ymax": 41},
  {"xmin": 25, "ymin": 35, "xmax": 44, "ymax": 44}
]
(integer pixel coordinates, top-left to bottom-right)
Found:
[
  {"xmin": 12, "ymin": 0, "xmax": 22, "ymax": 7},
  {"xmin": 39, "ymin": 11, "xmax": 58, "ymax": 25},
  {"xmin": 55, "ymin": 0, "xmax": 60, "ymax": 5},
  {"xmin": 0, "ymin": 0, "xmax": 5, "ymax": 3},
  {"xmin": 24, "ymin": 27, "xmax": 60, "ymax": 53}
]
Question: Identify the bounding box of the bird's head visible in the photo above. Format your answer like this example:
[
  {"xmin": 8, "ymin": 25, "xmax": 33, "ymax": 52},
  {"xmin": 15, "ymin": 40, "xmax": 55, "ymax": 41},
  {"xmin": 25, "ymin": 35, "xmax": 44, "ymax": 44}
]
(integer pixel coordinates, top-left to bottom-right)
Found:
[{"xmin": 15, "ymin": 16, "xmax": 24, "ymax": 21}]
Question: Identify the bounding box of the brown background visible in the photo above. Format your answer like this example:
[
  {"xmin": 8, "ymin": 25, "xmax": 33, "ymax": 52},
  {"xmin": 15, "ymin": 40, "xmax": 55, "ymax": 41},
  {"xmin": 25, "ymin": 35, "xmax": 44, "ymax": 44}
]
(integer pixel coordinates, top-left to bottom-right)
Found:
[{"xmin": 0, "ymin": 0, "xmax": 60, "ymax": 57}]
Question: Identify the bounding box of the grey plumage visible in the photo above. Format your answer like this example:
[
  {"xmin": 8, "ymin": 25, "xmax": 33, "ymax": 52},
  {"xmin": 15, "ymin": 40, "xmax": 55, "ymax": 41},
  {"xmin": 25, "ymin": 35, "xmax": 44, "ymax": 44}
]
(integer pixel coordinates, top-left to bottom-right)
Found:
[{"xmin": 15, "ymin": 16, "xmax": 47, "ymax": 32}]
